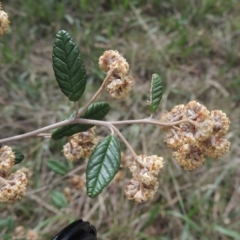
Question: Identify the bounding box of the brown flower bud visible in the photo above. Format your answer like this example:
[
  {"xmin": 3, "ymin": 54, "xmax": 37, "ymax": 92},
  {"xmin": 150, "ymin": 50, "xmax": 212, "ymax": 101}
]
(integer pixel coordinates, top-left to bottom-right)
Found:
[
  {"xmin": 26, "ymin": 230, "xmax": 39, "ymax": 240},
  {"xmin": 62, "ymin": 128, "xmax": 97, "ymax": 162},
  {"xmin": 211, "ymin": 110, "xmax": 230, "ymax": 137},
  {"xmin": 173, "ymin": 144, "xmax": 206, "ymax": 171},
  {"xmin": 99, "ymin": 50, "xmax": 129, "ymax": 75},
  {"xmin": 99, "ymin": 50, "xmax": 133, "ymax": 99},
  {"xmin": 125, "ymin": 178, "xmax": 159, "ymax": 203},
  {"xmin": 13, "ymin": 226, "xmax": 25, "ymax": 239},
  {"xmin": 201, "ymin": 137, "xmax": 231, "ymax": 159},
  {"xmin": 107, "ymin": 76, "xmax": 133, "ymax": 99},
  {"xmin": 69, "ymin": 174, "xmax": 86, "ymax": 190}
]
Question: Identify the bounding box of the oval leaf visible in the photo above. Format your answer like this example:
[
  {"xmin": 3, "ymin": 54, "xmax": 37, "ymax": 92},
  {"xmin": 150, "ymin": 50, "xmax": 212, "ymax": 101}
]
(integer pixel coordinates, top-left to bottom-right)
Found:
[
  {"xmin": 51, "ymin": 102, "xmax": 110, "ymax": 140},
  {"xmin": 53, "ymin": 30, "xmax": 87, "ymax": 101},
  {"xmin": 12, "ymin": 148, "xmax": 24, "ymax": 165},
  {"xmin": 87, "ymin": 135, "xmax": 121, "ymax": 198},
  {"xmin": 46, "ymin": 159, "xmax": 68, "ymax": 175},
  {"xmin": 0, "ymin": 217, "xmax": 14, "ymax": 231},
  {"xmin": 147, "ymin": 74, "xmax": 163, "ymax": 113},
  {"xmin": 50, "ymin": 190, "xmax": 68, "ymax": 209}
]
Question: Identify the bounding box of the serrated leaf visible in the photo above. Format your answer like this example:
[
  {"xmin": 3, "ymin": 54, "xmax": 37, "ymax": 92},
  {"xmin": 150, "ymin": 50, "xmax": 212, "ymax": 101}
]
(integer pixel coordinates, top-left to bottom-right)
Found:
[
  {"xmin": 50, "ymin": 190, "xmax": 68, "ymax": 209},
  {"xmin": 46, "ymin": 159, "xmax": 68, "ymax": 175},
  {"xmin": 147, "ymin": 74, "xmax": 163, "ymax": 113},
  {"xmin": 86, "ymin": 135, "xmax": 121, "ymax": 198},
  {"xmin": 52, "ymin": 102, "xmax": 110, "ymax": 140},
  {"xmin": 12, "ymin": 148, "xmax": 24, "ymax": 165},
  {"xmin": 53, "ymin": 30, "xmax": 87, "ymax": 101}
]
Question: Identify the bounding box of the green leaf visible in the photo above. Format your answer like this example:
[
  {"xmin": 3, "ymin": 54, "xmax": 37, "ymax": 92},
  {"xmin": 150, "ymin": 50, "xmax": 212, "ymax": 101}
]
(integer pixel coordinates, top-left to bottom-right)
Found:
[
  {"xmin": 2, "ymin": 234, "xmax": 12, "ymax": 240},
  {"xmin": 50, "ymin": 190, "xmax": 68, "ymax": 209},
  {"xmin": 53, "ymin": 30, "xmax": 87, "ymax": 101},
  {"xmin": 147, "ymin": 74, "xmax": 163, "ymax": 113},
  {"xmin": 213, "ymin": 225, "xmax": 240, "ymax": 239},
  {"xmin": 51, "ymin": 102, "xmax": 110, "ymax": 140},
  {"xmin": 46, "ymin": 159, "xmax": 68, "ymax": 175},
  {"xmin": 0, "ymin": 217, "xmax": 14, "ymax": 231},
  {"xmin": 12, "ymin": 148, "xmax": 24, "ymax": 165},
  {"xmin": 86, "ymin": 135, "xmax": 121, "ymax": 198}
]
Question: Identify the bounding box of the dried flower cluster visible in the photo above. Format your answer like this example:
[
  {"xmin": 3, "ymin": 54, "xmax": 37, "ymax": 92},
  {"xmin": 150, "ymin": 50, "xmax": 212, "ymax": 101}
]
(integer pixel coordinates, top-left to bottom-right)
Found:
[
  {"xmin": 63, "ymin": 127, "xmax": 97, "ymax": 162},
  {"xmin": 63, "ymin": 174, "xmax": 86, "ymax": 203},
  {"xmin": 0, "ymin": 169, "xmax": 27, "ymax": 203},
  {"xmin": 13, "ymin": 226, "xmax": 39, "ymax": 240},
  {"xmin": 69, "ymin": 174, "xmax": 86, "ymax": 190},
  {"xmin": 0, "ymin": 146, "xmax": 27, "ymax": 202},
  {"xmin": 160, "ymin": 101, "xmax": 230, "ymax": 171},
  {"xmin": 0, "ymin": 145, "xmax": 15, "ymax": 174},
  {"xmin": 0, "ymin": 3, "xmax": 10, "ymax": 37},
  {"xmin": 125, "ymin": 155, "xmax": 164, "ymax": 203},
  {"xmin": 99, "ymin": 50, "xmax": 133, "ymax": 99}
]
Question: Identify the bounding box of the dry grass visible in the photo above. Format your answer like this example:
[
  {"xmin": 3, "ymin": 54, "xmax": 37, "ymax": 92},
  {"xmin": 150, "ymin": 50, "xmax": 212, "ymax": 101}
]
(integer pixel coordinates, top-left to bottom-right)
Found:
[{"xmin": 1, "ymin": 0, "xmax": 240, "ymax": 239}]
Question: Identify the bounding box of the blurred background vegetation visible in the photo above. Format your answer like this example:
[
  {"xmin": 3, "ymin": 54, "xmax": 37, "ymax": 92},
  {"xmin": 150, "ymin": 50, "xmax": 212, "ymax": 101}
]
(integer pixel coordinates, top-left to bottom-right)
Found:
[{"xmin": 0, "ymin": 0, "xmax": 240, "ymax": 239}]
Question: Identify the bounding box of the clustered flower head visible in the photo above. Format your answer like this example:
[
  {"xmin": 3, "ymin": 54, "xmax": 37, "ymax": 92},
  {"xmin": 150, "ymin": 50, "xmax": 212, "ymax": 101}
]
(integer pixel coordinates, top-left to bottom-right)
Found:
[
  {"xmin": 0, "ymin": 145, "xmax": 15, "ymax": 174},
  {"xmin": 0, "ymin": 169, "xmax": 27, "ymax": 203},
  {"xmin": 0, "ymin": 3, "xmax": 10, "ymax": 37},
  {"xmin": 99, "ymin": 50, "xmax": 133, "ymax": 99},
  {"xmin": 125, "ymin": 155, "xmax": 164, "ymax": 203},
  {"xmin": 160, "ymin": 101, "xmax": 231, "ymax": 171},
  {"xmin": 0, "ymin": 146, "xmax": 27, "ymax": 203},
  {"xmin": 63, "ymin": 127, "xmax": 97, "ymax": 162}
]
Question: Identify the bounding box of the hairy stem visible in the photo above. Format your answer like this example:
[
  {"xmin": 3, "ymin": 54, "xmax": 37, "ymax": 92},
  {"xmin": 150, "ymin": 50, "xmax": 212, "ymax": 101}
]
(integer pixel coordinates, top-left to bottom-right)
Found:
[
  {"xmin": 110, "ymin": 125, "xmax": 138, "ymax": 159},
  {"xmin": 74, "ymin": 102, "xmax": 79, "ymax": 118},
  {"xmin": 0, "ymin": 176, "xmax": 9, "ymax": 186},
  {"xmin": 76, "ymin": 69, "xmax": 114, "ymax": 118},
  {"xmin": 0, "ymin": 118, "xmax": 192, "ymax": 144}
]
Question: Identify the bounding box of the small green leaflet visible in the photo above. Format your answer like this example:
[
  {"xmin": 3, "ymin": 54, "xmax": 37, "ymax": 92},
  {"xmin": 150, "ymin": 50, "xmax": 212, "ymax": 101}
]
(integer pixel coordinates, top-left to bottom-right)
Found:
[
  {"xmin": 87, "ymin": 135, "xmax": 121, "ymax": 198},
  {"xmin": 0, "ymin": 217, "xmax": 14, "ymax": 231},
  {"xmin": 52, "ymin": 30, "xmax": 87, "ymax": 101},
  {"xmin": 50, "ymin": 190, "xmax": 68, "ymax": 209},
  {"xmin": 12, "ymin": 148, "xmax": 24, "ymax": 165},
  {"xmin": 46, "ymin": 159, "xmax": 68, "ymax": 175},
  {"xmin": 51, "ymin": 102, "xmax": 110, "ymax": 140},
  {"xmin": 147, "ymin": 74, "xmax": 163, "ymax": 113}
]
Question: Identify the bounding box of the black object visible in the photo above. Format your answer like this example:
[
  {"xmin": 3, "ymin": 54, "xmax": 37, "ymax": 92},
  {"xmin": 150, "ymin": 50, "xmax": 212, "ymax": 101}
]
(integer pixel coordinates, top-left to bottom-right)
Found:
[{"xmin": 53, "ymin": 219, "xmax": 97, "ymax": 240}]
